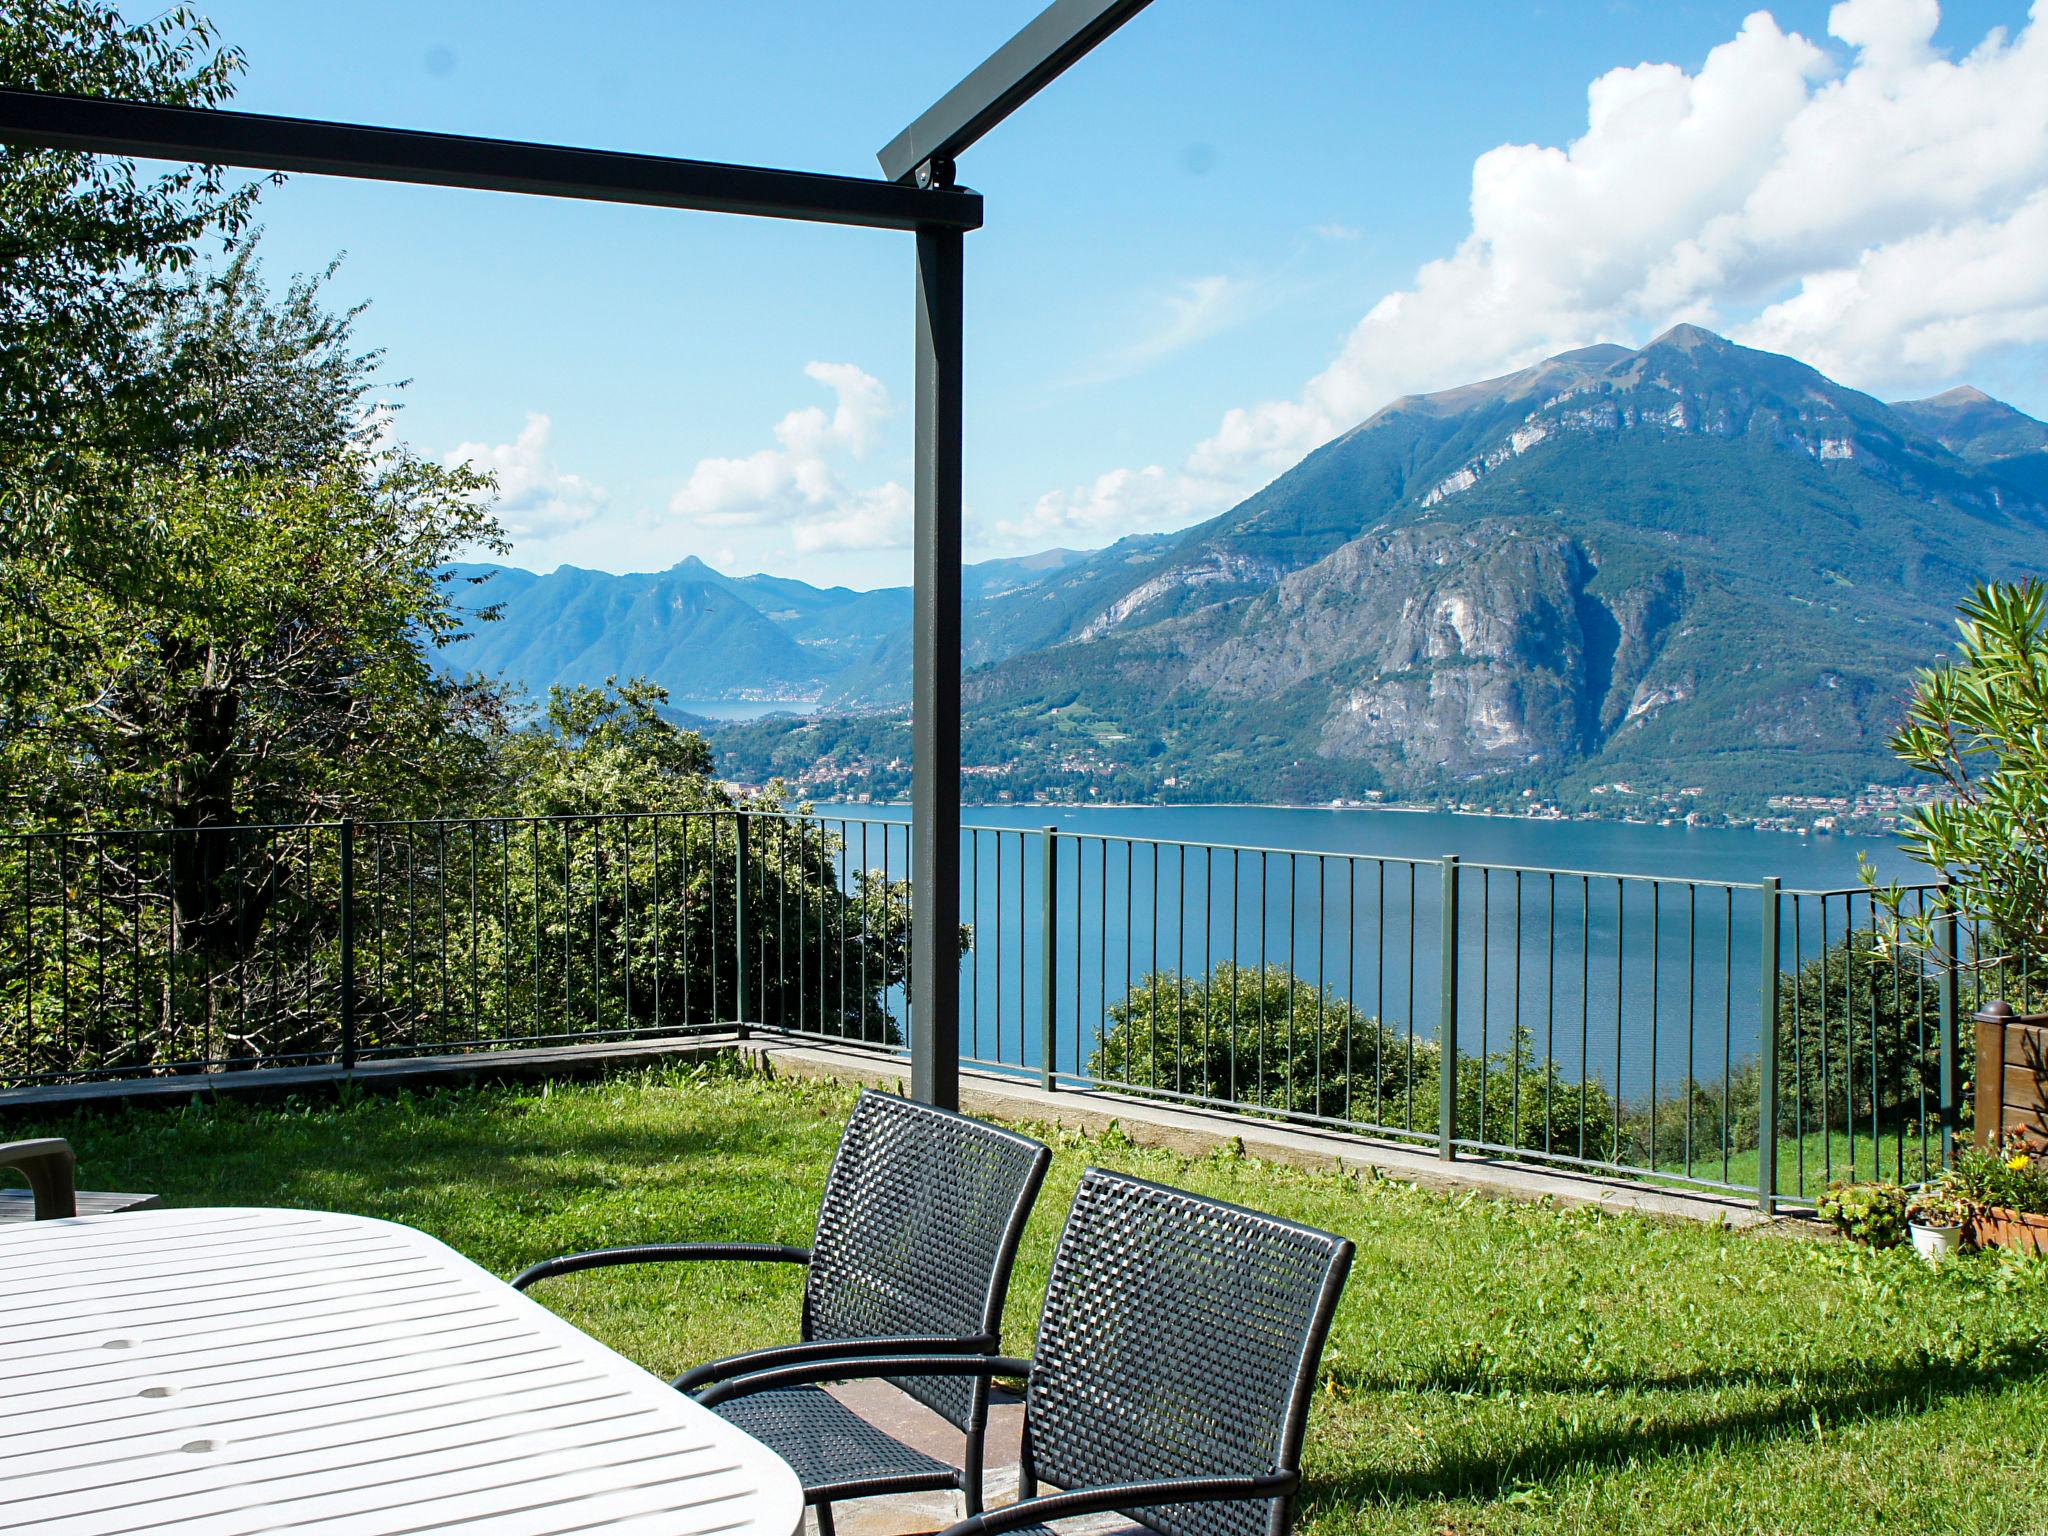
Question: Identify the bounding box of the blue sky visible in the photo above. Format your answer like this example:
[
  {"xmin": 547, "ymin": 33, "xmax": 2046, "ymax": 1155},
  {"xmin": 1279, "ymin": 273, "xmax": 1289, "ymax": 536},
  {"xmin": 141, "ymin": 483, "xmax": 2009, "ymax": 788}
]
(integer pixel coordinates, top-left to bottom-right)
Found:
[{"xmin": 191, "ymin": 0, "xmax": 2046, "ymax": 587}]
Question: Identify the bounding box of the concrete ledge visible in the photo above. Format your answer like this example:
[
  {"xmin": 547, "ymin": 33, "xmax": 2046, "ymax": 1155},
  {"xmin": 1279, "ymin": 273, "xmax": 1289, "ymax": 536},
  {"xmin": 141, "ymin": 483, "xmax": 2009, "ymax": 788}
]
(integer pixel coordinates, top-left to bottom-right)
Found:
[
  {"xmin": 0, "ymin": 1033, "xmax": 744, "ymax": 1118},
  {"xmin": 0, "ymin": 1029, "xmax": 1808, "ymax": 1232},
  {"xmin": 749, "ymin": 1039, "xmax": 1801, "ymax": 1231}
]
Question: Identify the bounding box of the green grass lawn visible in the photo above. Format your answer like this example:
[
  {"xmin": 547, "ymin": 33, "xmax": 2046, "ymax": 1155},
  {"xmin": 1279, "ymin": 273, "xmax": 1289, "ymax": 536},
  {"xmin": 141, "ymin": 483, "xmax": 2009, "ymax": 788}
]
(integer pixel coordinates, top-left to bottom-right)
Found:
[{"xmin": 10, "ymin": 1064, "xmax": 2048, "ymax": 1535}]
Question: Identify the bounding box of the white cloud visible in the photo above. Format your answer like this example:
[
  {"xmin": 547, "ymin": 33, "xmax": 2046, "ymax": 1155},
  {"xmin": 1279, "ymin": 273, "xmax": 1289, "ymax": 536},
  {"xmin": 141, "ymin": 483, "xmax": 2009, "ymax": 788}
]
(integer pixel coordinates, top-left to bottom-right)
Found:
[
  {"xmin": 991, "ymin": 463, "xmax": 1237, "ymax": 549},
  {"xmin": 1021, "ymin": 0, "xmax": 2048, "ymax": 547},
  {"xmin": 669, "ymin": 362, "xmax": 911, "ymax": 553},
  {"xmin": 447, "ymin": 413, "xmax": 606, "ymax": 540},
  {"xmin": 1074, "ymin": 274, "xmax": 1263, "ymax": 386},
  {"xmin": 793, "ymin": 483, "xmax": 914, "ymax": 555}
]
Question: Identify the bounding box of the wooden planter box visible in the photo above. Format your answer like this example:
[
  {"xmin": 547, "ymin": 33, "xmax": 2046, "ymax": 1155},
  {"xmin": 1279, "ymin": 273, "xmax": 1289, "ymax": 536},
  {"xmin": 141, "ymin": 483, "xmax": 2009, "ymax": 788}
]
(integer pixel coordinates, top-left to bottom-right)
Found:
[
  {"xmin": 1974, "ymin": 1003, "xmax": 2048, "ymax": 1154},
  {"xmin": 1968, "ymin": 1206, "xmax": 2048, "ymax": 1256}
]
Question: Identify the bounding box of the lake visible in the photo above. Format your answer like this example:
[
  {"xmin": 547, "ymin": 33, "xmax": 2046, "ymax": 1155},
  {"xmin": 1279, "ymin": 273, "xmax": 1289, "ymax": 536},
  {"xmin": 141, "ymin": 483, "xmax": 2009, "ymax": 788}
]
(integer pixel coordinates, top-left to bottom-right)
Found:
[
  {"xmin": 673, "ymin": 699, "xmax": 818, "ymax": 722},
  {"xmin": 797, "ymin": 803, "xmax": 1931, "ymax": 1105}
]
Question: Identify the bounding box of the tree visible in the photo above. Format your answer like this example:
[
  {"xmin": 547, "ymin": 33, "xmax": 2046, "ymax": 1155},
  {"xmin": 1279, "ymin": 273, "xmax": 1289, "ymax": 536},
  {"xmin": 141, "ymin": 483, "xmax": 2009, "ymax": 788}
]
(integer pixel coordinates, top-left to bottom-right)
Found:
[
  {"xmin": 3, "ymin": 254, "xmax": 507, "ymax": 832},
  {"xmin": 329, "ymin": 680, "xmax": 922, "ymax": 1054},
  {"xmin": 1871, "ymin": 580, "xmax": 2048, "ymax": 993},
  {"xmin": 1, "ymin": 2, "xmax": 265, "ymax": 566},
  {"xmin": 0, "ymin": 248, "xmax": 511, "ymax": 1069}
]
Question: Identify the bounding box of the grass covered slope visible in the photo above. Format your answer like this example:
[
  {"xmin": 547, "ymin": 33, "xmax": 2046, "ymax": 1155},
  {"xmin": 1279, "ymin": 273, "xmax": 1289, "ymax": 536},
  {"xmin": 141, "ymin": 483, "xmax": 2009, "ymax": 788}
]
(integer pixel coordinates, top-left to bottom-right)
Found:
[{"xmin": 13, "ymin": 1067, "xmax": 2048, "ymax": 1535}]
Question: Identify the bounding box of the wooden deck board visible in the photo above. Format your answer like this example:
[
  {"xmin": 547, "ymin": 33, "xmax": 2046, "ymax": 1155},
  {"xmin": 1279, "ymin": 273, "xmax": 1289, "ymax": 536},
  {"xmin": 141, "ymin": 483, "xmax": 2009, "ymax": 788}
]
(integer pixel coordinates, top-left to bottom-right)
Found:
[{"xmin": 0, "ymin": 1188, "xmax": 162, "ymax": 1222}]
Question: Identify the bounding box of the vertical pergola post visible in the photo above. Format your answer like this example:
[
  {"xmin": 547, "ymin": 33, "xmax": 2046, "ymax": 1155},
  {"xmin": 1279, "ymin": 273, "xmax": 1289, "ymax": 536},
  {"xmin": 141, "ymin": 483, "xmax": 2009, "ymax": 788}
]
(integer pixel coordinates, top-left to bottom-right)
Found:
[
  {"xmin": 887, "ymin": 0, "xmax": 1155, "ymax": 1108},
  {"xmin": 909, "ymin": 224, "xmax": 965, "ymax": 1109}
]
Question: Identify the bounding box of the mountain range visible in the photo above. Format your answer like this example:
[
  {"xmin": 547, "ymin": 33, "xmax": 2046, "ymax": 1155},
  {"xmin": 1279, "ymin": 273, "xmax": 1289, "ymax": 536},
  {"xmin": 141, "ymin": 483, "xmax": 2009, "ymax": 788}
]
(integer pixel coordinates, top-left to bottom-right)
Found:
[
  {"xmin": 442, "ymin": 547, "xmax": 1093, "ymax": 711},
  {"xmin": 446, "ymin": 327, "xmax": 2048, "ymax": 811}
]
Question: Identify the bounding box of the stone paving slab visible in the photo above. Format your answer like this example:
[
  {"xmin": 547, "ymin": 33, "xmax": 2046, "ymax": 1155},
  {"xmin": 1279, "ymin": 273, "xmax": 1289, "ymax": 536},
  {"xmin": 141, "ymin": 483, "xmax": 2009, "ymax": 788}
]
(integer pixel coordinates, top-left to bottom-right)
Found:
[{"xmin": 811, "ymin": 1380, "xmax": 1136, "ymax": 1536}]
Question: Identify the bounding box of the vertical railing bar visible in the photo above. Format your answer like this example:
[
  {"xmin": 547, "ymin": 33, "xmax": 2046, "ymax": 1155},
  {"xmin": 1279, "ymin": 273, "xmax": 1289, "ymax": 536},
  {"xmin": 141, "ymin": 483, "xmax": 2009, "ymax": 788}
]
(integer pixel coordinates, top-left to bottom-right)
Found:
[
  {"xmin": 1938, "ymin": 877, "xmax": 1959, "ymax": 1171},
  {"xmin": 1406, "ymin": 861, "xmax": 1416, "ymax": 1135},
  {"xmin": 649, "ymin": 819, "xmax": 662, "ymax": 1032},
  {"xmin": 1613, "ymin": 879, "xmax": 1624, "ymax": 1166},
  {"xmin": 1868, "ymin": 891, "xmax": 1883, "ymax": 1182},
  {"xmin": 1376, "ymin": 862, "xmax": 1386, "ymax": 1127},
  {"xmin": 1841, "ymin": 892, "xmax": 1856, "ymax": 1179},
  {"xmin": 591, "ymin": 817, "xmax": 604, "ymax": 1033},
  {"xmin": 1259, "ymin": 850, "xmax": 1269, "ymax": 1106},
  {"xmin": 1819, "ymin": 893, "xmax": 1831, "ymax": 1188},
  {"xmin": 1579, "ymin": 875, "xmax": 1590, "ymax": 1163},
  {"xmin": 1151, "ymin": 840, "xmax": 1161, "ymax": 1092},
  {"xmin": 1512, "ymin": 869, "xmax": 1523, "ymax": 1150},
  {"xmin": 468, "ymin": 824, "xmax": 481, "ymax": 1033},
  {"xmin": 1649, "ymin": 882, "xmax": 1661, "ymax": 1172},
  {"xmin": 1758, "ymin": 876, "xmax": 1781, "ymax": 1214},
  {"xmin": 1229, "ymin": 848, "xmax": 1240, "ymax": 1106},
  {"xmin": 1041, "ymin": 826, "xmax": 1058, "ymax": 1090},
  {"xmin": 1687, "ymin": 884, "xmax": 1703, "ymax": 1187},
  {"xmin": 1723, "ymin": 884, "xmax": 1734, "ymax": 1186},
  {"xmin": 1791, "ymin": 891, "xmax": 1805, "ymax": 1196},
  {"xmin": 1018, "ymin": 831, "xmax": 1027, "ymax": 1070},
  {"xmin": 1178, "ymin": 843, "xmax": 1189, "ymax": 1098},
  {"xmin": 1344, "ymin": 856, "xmax": 1356, "ymax": 1126},
  {"xmin": 1285, "ymin": 851, "xmax": 1297, "ymax": 1117},
  {"xmin": 1479, "ymin": 867, "xmax": 1490, "ymax": 1141},
  {"xmin": 338, "ymin": 822, "xmax": 356, "ymax": 1072},
  {"xmin": 1439, "ymin": 854, "xmax": 1459, "ymax": 1160},
  {"xmin": 1206, "ymin": 845, "xmax": 1216, "ymax": 1105}
]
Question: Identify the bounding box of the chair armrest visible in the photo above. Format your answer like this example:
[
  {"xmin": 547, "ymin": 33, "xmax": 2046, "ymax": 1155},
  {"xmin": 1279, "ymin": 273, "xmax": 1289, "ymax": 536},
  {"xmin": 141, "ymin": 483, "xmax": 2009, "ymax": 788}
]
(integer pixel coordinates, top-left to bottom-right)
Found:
[
  {"xmin": 673, "ymin": 1333, "xmax": 997, "ymax": 1393},
  {"xmin": 694, "ymin": 1353, "xmax": 1033, "ymax": 1409},
  {"xmin": 510, "ymin": 1242, "xmax": 810, "ymax": 1291},
  {"xmin": 0, "ymin": 1139, "xmax": 76, "ymax": 1221},
  {"xmin": 939, "ymin": 1472, "xmax": 1300, "ymax": 1536}
]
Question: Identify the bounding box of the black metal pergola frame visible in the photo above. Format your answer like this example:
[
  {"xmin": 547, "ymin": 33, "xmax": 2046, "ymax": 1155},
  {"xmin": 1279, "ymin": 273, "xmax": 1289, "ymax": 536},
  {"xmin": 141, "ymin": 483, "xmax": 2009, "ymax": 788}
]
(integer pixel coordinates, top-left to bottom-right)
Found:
[{"xmin": 0, "ymin": 0, "xmax": 1154, "ymax": 1111}]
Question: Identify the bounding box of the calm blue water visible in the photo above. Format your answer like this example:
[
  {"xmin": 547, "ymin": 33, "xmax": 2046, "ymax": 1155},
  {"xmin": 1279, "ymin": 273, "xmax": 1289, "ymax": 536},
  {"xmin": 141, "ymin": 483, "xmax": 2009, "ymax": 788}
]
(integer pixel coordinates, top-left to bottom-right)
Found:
[
  {"xmin": 674, "ymin": 699, "xmax": 818, "ymax": 721},
  {"xmin": 805, "ymin": 803, "xmax": 1928, "ymax": 1106}
]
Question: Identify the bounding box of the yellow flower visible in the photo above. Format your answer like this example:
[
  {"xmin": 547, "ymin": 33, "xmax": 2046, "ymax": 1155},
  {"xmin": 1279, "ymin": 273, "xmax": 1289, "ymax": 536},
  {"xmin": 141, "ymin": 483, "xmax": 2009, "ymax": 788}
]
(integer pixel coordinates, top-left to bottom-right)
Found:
[{"xmin": 2007, "ymin": 1154, "xmax": 2032, "ymax": 1172}]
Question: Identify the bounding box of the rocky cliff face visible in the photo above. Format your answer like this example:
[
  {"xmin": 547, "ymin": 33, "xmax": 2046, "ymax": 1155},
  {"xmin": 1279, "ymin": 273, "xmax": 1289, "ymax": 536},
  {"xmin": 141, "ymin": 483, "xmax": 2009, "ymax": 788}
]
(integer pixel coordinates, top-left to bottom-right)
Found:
[
  {"xmin": 718, "ymin": 328, "xmax": 2048, "ymax": 808},
  {"xmin": 940, "ymin": 328, "xmax": 2048, "ymax": 802}
]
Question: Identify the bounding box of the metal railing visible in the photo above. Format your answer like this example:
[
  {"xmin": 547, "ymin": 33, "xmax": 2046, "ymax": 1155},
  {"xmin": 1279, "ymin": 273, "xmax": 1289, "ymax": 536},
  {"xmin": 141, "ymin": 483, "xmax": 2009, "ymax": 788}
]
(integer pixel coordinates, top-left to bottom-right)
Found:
[{"xmin": 2, "ymin": 810, "xmax": 1970, "ymax": 1209}]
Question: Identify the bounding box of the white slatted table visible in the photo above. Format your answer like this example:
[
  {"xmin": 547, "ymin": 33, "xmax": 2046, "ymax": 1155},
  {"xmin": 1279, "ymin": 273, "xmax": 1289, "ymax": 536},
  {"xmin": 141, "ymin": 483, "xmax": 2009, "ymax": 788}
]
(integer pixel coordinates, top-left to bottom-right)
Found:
[{"xmin": 0, "ymin": 1207, "xmax": 804, "ymax": 1536}]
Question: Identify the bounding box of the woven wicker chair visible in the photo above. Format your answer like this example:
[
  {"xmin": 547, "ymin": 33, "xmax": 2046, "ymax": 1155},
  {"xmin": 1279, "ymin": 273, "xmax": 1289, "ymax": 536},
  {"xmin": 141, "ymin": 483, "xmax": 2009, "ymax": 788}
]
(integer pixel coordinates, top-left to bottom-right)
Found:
[
  {"xmin": 512, "ymin": 1089, "xmax": 1051, "ymax": 1534},
  {"xmin": 699, "ymin": 1166, "xmax": 1353, "ymax": 1536}
]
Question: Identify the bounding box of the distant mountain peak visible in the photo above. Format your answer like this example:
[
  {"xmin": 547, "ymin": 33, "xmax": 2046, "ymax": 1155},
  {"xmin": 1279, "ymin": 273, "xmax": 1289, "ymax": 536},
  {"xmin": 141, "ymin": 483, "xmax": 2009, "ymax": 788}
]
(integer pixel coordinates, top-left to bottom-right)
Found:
[
  {"xmin": 1546, "ymin": 343, "xmax": 1634, "ymax": 366},
  {"xmin": 1644, "ymin": 321, "xmax": 1731, "ymax": 352}
]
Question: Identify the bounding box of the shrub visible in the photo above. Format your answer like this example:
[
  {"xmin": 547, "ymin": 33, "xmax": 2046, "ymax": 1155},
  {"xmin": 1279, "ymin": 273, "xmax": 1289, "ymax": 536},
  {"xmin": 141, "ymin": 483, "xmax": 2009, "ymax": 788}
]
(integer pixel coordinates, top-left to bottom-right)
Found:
[
  {"xmin": 1816, "ymin": 1180, "xmax": 1909, "ymax": 1246},
  {"xmin": 1088, "ymin": 967, "xmax": 1615, "ymax": 1153}
]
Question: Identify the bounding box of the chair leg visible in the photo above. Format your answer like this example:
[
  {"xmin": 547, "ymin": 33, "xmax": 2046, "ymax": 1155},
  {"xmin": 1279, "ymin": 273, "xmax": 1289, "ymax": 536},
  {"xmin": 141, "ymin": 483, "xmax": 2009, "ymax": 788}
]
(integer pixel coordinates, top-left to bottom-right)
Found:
[
  {"xmin": 813, "ymin": 1502, "xmax": 836, "ymax": 1536},
  {"xmin": 962, "ymin": 1430, "xmax": 985, "ymax": 1516}
]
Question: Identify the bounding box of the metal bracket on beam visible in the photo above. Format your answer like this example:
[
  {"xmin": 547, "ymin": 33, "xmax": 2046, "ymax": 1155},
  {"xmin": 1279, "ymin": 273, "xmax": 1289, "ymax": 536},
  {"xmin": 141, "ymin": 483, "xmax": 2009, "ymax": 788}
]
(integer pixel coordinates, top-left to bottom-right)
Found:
[{"xmin": 0, "ymin": 88, "xmax": 983, "ymax": 233}]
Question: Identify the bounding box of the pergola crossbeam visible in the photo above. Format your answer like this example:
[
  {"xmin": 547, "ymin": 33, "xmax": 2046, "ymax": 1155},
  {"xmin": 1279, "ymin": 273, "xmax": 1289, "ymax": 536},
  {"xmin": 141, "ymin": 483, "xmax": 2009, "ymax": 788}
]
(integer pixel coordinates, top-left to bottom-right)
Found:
[
  {"xmin": 878, "ymin": 0, "xmax": 1154, "ymax": 184},
  {"xmin": 0, "ymin": 89, "xmax": 983, "ymax": 232}
]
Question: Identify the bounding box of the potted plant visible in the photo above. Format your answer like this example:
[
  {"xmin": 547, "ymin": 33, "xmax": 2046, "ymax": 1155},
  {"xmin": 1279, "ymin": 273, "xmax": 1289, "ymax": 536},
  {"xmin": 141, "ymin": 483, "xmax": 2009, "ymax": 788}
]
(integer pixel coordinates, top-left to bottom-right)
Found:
[
  {"xmin": 1950, "ymin": 1133, "xmax": 2048, "ymax": 1255},
  {"xmin": 1904, "ymin": 1181, "xmax": 1971, "ymax": 1263},
  {"xmin": 1815, "ymin": 1180, "xmax": 1909, "ymax": 1248}
]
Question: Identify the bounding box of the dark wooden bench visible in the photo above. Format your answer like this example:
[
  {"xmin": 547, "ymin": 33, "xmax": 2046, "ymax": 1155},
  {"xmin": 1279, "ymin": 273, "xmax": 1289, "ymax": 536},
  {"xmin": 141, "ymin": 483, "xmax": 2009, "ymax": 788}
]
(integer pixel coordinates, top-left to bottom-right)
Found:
[{"xmin": 0, "ymin": 1138, "xmax": 160, "ymax": 1223}]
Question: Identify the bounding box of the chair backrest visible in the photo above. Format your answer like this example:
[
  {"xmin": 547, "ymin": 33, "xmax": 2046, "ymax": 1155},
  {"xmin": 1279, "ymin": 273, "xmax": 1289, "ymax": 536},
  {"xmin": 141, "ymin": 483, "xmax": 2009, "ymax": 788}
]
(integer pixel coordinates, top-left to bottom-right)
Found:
[
  {"xmin": 1022, "ymin": 1169, "xmax": 1353, "ymax": 1536},
  {"xmin": 0, "ymin": 1139, "xmax": 77, "ymax": 1221},
  {"xmin": 802, "ymin": 1090, "xmax": 1050, "ymax": 1430}
]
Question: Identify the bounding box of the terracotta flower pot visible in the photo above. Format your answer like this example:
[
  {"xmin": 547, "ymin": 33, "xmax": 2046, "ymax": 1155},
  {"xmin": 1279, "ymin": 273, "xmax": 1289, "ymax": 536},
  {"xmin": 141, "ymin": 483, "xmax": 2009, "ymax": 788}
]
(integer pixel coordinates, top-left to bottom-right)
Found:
[{"xmin": 1967, "ymin": 1206, "xmax": 2048, "ymax": 1256}]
